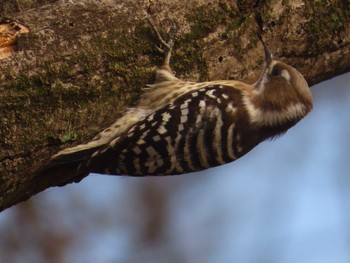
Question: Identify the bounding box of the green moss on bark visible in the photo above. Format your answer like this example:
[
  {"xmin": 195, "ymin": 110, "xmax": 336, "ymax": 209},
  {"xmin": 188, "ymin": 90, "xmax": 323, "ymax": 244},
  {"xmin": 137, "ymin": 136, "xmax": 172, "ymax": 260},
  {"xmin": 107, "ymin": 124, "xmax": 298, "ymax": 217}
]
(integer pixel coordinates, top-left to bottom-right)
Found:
[
  {"xmin": 304, "ymin": 0, "xmax": 350, "ymax": 55},
  {"xmin": 1, "ymin": 21, "xmax": 159, "ymax": 157}
]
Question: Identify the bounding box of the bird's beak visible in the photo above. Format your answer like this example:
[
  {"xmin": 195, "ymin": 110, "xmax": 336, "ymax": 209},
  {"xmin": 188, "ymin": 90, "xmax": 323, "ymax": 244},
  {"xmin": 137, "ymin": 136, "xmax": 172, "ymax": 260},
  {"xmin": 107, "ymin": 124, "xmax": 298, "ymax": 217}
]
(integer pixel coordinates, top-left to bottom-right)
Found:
[
  {"xmin": 253, "ymin": 43, "xmax": 274, "ymax": 89},
  {"xmin": 263, "ymin": 44, "xmax": 273, "ymax": 66}
]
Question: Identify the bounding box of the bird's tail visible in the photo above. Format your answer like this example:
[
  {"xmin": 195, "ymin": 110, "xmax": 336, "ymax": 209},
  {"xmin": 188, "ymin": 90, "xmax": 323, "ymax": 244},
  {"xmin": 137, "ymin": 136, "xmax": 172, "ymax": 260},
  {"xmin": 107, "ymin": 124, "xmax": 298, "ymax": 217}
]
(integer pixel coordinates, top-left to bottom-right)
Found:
[{"xmin": 35, "ymin": 145, "xmax": 104, "ymax": 186}]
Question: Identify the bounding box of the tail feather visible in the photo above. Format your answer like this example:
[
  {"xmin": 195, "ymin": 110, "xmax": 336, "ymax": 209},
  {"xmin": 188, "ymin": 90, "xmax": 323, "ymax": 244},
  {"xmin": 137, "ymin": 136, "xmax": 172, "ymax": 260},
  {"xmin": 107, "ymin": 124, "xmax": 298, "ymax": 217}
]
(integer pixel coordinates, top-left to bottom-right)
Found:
[{"xmin": 35, "ymin": 146, "xmax": 104, "ymax": 185}]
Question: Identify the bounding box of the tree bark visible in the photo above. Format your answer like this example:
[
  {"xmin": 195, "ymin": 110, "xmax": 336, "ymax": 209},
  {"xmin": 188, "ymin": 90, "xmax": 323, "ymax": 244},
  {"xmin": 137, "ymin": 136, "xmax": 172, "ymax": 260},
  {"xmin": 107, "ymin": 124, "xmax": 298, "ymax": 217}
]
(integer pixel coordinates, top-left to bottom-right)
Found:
[{"xmin": 1, "ymin": 0, "xmax": 350, "ymax": 212}]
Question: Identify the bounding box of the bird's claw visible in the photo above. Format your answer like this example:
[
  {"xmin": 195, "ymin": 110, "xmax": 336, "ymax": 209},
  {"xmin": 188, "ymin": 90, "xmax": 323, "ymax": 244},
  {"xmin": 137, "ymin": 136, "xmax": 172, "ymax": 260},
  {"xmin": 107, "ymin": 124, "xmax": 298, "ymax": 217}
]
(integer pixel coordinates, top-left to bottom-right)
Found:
[{"xmin": 146, "ymin": 18, "xmax": 178, "ymax": 67}]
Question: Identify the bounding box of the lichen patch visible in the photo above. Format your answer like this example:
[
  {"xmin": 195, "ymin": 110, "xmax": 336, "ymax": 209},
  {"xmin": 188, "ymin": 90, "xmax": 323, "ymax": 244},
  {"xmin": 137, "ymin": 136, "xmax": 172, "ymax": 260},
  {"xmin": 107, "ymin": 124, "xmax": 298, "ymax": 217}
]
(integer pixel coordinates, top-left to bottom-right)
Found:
[{"xmin": 0, "ymin": 18, "xmax": 29, "ymax": 60}]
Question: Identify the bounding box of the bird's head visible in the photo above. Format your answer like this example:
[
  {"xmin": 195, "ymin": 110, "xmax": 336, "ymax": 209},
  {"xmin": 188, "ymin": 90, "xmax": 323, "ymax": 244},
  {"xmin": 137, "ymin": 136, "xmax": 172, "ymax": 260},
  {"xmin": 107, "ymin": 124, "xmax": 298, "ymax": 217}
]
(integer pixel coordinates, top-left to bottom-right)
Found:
[{"xmin": 246, "ymin": 44, "xmax": 313, "ymax": 127}]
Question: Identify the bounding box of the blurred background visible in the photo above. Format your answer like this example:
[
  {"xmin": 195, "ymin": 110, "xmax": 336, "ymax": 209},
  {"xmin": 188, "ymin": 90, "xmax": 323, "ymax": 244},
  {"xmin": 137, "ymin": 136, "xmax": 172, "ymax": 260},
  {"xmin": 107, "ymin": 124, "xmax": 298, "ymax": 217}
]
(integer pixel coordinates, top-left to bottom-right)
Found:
[{"xmin": 1, "ymin": 72, "xmax": 350, "ymax": 263}]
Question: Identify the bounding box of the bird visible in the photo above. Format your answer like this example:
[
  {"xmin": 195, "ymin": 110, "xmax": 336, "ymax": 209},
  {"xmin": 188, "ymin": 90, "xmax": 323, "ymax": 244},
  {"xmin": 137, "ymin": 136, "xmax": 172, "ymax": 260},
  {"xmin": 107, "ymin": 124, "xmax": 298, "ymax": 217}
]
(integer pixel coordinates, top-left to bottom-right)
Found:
[{"xmin": 37, "ymin": 20, "xmax": 313, "ymax": 179}]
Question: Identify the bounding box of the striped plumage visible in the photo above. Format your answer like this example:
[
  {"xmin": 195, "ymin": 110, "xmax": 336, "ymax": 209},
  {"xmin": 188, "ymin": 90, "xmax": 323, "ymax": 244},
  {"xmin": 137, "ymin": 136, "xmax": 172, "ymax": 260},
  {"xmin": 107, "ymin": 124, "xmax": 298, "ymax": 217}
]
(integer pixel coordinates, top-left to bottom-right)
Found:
[
  {"xmin": 90, "ymin": 82, "xmax": 252, "ymax": 175},
  {"xmin": 37, "ymin": 32, "xmax": 312, "ymax": 178}
]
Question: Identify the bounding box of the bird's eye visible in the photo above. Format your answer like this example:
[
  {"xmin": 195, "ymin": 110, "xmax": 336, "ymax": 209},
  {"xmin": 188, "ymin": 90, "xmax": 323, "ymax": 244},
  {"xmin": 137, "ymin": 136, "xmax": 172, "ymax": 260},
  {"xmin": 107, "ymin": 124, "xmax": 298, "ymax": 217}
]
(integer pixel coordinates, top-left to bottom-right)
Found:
[{"xmin": 271, "ymin": 67, "xmax": 281, "ymax": 77}]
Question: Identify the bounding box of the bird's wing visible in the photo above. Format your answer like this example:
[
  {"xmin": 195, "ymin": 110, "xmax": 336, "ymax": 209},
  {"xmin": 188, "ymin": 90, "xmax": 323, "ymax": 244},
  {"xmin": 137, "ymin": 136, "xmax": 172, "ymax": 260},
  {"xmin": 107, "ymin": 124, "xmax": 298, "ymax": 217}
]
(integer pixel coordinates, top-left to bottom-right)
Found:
[{"xmin": 88, "ymin": 84, "xmax": 242, "ymax": 176}]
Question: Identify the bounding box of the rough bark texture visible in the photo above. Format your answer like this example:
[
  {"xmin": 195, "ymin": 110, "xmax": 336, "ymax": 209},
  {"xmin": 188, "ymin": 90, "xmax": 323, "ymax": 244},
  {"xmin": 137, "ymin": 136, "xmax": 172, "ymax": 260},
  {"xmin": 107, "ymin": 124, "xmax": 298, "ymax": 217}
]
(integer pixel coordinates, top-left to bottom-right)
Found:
[{"xmin": 0, "ymin": 0, "xmax": 350, "ymax": 212}]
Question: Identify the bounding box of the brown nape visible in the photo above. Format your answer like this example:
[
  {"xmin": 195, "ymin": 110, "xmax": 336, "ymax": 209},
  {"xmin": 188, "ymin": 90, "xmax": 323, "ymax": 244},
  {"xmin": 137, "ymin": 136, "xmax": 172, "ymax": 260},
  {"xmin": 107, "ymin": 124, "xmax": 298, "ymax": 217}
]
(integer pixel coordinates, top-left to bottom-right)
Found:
[{"xmin": 259, "ymin": 62, "xmax": 312, "ymax": 113}]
